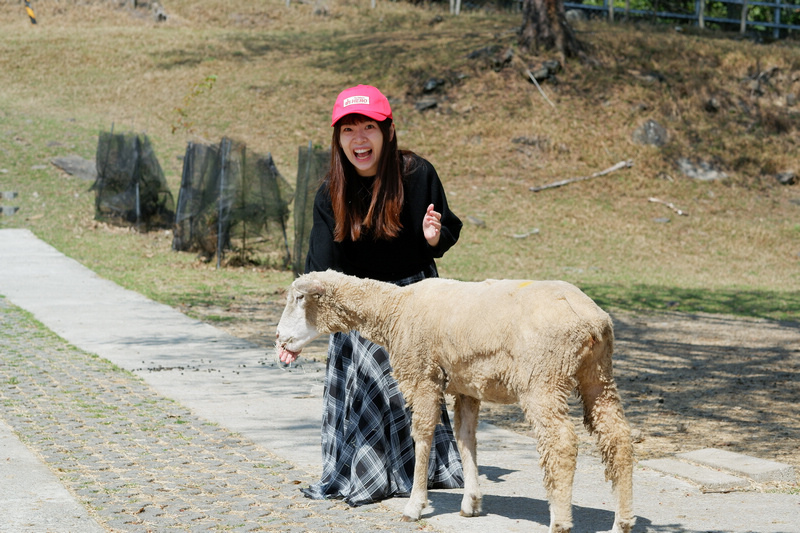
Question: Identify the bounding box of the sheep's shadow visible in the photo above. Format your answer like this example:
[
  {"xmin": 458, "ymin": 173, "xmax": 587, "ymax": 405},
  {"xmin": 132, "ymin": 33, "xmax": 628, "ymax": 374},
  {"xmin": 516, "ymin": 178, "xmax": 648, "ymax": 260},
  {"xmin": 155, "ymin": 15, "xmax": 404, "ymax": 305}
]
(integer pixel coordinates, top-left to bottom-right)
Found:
[
  {"xmin": 422, "ymin": 490, "xmax": 644, "ymax": 531},
  {"xmin": 421, "ymin": 465, "xmax": 662, "ymax": 532},
  {"xmin": 424, "ymin": 490, "xmax": 715, "ymax": 533}
]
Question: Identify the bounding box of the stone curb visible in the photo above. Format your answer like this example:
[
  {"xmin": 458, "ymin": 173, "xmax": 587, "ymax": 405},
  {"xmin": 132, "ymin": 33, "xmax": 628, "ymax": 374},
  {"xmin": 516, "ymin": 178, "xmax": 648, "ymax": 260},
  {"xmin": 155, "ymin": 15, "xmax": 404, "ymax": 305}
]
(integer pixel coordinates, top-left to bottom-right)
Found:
[
  {"xmin": 639, "ymin": 458, "xmax": 749, "ymax": 493},
  {"xmin": 677, "ymin": 448, "xmax": 797, "ymax": 484},
  {"xmin": 640, "ymin": 448, "xmax": 796, "ymax": 493}
]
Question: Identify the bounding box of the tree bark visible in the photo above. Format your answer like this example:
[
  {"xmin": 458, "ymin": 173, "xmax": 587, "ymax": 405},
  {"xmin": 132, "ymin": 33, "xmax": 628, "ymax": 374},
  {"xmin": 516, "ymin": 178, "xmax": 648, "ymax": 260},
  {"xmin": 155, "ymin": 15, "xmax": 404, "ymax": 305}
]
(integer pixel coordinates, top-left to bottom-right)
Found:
[{"xmin": 519, "ymin": 0, "xmax": 582, "ymax": 59}]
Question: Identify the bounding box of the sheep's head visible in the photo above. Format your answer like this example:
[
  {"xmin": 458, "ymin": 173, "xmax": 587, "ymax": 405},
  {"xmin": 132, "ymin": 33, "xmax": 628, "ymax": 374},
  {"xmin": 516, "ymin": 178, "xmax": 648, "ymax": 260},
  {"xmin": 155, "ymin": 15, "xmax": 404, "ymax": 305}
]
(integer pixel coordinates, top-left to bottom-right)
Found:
[{"xmin": 275, "ymin": 275, "xmax": 325, "ymax": 363}]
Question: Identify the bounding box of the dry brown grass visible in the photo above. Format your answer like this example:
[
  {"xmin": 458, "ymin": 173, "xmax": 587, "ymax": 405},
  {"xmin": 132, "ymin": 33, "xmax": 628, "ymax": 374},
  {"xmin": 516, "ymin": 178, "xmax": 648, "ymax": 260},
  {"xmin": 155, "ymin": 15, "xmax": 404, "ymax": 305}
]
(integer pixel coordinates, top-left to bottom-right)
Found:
[{"xmin": 1, "ymin": 0, "xmax": 799, "ymax": 320}]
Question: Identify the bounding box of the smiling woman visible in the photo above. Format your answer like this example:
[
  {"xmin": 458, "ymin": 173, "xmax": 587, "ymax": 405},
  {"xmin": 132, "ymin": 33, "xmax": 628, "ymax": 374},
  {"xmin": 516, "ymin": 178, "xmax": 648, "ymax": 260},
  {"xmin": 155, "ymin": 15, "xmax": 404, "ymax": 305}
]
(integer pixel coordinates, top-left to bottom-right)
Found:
[{"xmin": 282, "ymin": 84, "xmax": 466, "ymax": 507}]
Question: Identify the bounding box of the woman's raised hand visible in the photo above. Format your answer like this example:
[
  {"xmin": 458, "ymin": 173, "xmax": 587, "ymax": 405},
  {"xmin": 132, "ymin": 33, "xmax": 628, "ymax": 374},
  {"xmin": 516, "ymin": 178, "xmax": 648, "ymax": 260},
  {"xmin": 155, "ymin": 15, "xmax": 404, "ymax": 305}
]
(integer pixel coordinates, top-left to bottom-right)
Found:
[{"xmin": 422, "ymin": 203, "xmax": 441, "ymax": 247}]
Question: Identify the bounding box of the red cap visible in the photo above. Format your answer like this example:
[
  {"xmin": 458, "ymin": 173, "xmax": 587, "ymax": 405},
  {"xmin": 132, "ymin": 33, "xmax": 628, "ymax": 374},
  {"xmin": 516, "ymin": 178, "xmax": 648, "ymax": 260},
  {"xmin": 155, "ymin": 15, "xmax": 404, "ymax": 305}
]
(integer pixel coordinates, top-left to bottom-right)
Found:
[{"xmin": 331, "ymin": 85, "xmax": 393, "ymax": 127}]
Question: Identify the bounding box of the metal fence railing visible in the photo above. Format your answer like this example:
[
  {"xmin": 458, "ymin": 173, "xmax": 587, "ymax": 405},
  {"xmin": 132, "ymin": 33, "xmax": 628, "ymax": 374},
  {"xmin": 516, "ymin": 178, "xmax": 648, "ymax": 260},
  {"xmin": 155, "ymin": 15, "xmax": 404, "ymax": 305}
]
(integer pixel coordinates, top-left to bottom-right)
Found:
[{"xmin": 564, "ymin": 0, "xmax": 800, "ymax": 39}]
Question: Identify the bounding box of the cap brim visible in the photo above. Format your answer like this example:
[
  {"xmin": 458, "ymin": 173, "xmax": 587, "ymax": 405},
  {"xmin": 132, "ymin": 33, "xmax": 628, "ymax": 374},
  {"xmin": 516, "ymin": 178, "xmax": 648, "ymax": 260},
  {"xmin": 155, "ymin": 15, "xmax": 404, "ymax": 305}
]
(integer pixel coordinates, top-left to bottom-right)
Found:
[{"xmin": 331, "ymin": 109, "xmax": 391, "ymax": 127}]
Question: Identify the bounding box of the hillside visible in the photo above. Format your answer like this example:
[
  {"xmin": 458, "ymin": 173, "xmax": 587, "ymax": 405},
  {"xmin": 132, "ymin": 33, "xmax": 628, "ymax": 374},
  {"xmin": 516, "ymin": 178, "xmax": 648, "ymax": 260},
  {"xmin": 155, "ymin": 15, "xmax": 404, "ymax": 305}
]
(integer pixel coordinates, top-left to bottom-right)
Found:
[{"xmin": 0, "ymin": 0, "xmax": 798, "ymax": 320}]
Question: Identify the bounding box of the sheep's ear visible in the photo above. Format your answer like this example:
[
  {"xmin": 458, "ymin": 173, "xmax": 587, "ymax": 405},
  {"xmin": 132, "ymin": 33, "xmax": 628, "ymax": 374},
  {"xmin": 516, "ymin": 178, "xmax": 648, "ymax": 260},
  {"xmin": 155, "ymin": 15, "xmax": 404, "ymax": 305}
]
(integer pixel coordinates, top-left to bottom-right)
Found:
[{"xmin": 293, "ymin": 278, "xmax": 325, "ymax": 296}]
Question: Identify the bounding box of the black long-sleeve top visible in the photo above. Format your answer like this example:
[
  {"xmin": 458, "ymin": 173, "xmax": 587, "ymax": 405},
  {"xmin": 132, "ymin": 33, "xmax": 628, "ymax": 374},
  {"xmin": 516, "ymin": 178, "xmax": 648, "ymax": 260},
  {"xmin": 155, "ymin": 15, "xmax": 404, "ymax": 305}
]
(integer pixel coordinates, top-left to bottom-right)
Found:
[{"xmin": 304, "ymin": 154, "xmax": 462, "ymax": 282}]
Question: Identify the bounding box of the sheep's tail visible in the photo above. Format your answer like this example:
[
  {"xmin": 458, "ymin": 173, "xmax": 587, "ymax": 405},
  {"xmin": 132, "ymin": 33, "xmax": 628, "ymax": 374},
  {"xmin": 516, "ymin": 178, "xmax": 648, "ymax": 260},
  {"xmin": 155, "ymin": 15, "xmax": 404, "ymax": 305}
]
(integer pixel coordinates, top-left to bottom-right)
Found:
[{"xmin": 578, "ymin": 319, "xmax": 635, "ymax": 529}]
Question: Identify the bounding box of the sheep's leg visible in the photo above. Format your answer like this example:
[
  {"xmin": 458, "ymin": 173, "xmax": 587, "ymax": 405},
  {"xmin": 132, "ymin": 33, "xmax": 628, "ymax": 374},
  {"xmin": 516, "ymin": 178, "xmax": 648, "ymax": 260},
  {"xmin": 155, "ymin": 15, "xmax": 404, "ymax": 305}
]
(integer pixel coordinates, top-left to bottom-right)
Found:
[
  {"xmin": 579, "ymin": 378, "xmax": 635, "ymax": 533},
  {"xmin": 453, "ymin": 393, "xmax": 482, "ymax": 517},
  {"xmin": 523, "ymin": 385, "xmax": 577, "ymax": 533},
  {"xmin": 401, "ymin": 390, "xmax": 440, "ymax": 522}
]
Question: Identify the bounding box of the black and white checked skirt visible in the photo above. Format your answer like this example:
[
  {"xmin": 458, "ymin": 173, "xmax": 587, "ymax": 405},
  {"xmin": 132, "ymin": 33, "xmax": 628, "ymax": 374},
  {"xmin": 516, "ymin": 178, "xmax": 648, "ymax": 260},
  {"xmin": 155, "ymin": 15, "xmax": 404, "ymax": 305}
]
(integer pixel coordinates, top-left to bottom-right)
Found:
[{"xmin": 301, "ymin": 266, "xmax": 464, "ymax": 506}]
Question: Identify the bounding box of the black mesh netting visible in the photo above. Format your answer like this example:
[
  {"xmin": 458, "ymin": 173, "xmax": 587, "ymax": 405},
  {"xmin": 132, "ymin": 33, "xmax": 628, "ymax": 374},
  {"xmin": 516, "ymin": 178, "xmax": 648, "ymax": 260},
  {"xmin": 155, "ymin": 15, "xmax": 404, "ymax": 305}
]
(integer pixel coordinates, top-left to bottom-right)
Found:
[
  {"xmin": 172, "ymin": 137, "xmax": 294, "ymax": 267},
  {"xmin": 91, "ymin": 131, "xmax": 175, "ymax": 230},
  {"xmin": 292, "ymin": 142, "xmax": 330, "ymax": 276}
]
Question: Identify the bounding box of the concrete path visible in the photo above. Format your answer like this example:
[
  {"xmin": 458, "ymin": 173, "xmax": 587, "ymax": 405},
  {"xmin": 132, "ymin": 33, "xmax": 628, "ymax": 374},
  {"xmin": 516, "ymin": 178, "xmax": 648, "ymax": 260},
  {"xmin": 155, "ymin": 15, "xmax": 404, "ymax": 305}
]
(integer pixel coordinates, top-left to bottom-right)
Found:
[
  {"xmin": 1, "ymin": 228, "xmax": 798, "ymax": 532},
  {"xmin": 0, "ymin": 419, "xmax": 105, "ymax": 533}
]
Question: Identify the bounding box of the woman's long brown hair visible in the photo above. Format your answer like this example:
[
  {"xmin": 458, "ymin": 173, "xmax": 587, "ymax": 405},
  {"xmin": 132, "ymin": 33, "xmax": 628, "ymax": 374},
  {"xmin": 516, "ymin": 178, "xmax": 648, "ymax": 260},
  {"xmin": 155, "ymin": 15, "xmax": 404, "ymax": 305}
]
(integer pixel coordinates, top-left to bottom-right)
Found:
[{"xmin": 328, "ymin": 115, "xmax": 406, "ymax": 242}]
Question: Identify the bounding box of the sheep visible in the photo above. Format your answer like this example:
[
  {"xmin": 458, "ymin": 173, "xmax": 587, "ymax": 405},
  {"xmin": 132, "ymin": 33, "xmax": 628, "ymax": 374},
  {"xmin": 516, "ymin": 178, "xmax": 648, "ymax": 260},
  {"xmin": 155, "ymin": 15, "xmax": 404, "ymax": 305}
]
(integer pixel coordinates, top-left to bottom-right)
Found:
[{"xmin": 275, "ymin": 269, "xmax": 635, "ymax": 533}]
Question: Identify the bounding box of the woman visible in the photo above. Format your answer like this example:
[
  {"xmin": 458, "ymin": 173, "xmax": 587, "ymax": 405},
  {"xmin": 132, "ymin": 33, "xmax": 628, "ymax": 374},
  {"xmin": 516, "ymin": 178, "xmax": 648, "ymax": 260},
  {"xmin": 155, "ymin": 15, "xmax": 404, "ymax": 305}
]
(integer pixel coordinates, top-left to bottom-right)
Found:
[{"xmin": 286, "ymin": 84, "xmax": 464, "ymax": 506}]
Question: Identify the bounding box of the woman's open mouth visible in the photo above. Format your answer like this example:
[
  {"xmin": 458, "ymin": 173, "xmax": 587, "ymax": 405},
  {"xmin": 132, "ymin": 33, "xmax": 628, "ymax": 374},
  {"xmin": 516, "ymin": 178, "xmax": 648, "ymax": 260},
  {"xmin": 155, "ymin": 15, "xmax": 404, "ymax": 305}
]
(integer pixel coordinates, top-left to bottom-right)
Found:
[{"xmin": 354, "ymin": 148, "xmax": 372, "ymax": 160}]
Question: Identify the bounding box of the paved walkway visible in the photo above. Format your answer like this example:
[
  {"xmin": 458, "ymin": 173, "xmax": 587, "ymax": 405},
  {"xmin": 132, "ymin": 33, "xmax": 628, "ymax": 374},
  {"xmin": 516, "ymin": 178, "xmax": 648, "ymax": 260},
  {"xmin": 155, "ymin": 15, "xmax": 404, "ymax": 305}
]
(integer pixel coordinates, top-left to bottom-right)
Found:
[{"xmin": 0, "ymin": 228, "xmax": 798, "ymax": 532}]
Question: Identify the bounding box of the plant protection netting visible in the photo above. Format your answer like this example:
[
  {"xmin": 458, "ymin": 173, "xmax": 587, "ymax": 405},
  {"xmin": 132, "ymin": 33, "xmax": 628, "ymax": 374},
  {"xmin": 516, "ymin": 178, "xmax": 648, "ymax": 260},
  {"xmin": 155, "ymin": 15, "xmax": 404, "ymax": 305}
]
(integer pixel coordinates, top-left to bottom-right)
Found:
[
  {"xmin": 292, "ymin": 142, "xmax": 330, "ymax": 276},
  {"xmin": 91, "ymin": 131, "xmax": 175, "ymax": 230},
  {"xmin": 172, "ymin": 137, "xmax": 294, "ymax": 268}
]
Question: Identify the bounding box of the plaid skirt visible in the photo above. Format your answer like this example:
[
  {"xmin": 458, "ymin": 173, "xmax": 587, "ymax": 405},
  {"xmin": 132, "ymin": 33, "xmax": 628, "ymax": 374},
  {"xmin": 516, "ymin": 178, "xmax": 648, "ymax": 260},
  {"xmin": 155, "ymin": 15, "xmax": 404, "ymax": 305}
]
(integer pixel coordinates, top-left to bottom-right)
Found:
[{"xmin": 301, "ymin": 266, "xmax": 464, "ymax": 506}]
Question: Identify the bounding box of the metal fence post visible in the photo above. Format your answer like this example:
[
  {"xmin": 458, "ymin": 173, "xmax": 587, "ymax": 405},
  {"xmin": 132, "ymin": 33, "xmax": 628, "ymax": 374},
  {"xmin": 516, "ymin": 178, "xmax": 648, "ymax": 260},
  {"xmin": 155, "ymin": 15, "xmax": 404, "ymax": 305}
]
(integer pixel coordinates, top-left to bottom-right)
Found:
[
  {"xmin": 740, "ymin": 0, "xmax": 748, "ymax": 33},
  {"xmin": 697, "ymin": 0, "xmax": 705, "ymax": 28}
]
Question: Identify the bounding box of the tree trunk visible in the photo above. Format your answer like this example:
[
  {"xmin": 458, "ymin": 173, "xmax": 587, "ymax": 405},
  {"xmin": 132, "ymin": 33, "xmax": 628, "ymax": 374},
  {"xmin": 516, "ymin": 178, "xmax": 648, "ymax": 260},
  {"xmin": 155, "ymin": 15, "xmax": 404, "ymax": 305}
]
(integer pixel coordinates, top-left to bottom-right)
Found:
[{"xmin": 519, "ymin": 0, "xmax": 581, "ymax": 59}]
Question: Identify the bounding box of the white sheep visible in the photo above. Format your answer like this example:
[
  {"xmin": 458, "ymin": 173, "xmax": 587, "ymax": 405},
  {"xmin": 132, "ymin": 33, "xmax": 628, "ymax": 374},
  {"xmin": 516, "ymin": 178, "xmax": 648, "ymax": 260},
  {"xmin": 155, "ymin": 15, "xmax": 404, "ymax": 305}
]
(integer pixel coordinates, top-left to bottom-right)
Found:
[{"xmin": 276, "ymin": 269, "xmax": 634, "ymax": 533}]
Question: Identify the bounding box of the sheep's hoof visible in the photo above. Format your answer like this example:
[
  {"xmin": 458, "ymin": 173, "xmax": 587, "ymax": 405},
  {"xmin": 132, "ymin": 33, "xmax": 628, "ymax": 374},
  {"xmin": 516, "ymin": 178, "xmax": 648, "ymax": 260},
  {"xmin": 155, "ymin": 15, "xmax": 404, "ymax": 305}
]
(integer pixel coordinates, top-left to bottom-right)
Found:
[
  {"xmin": 459, "ymin": 494, "xmax": 482, "ymax": 517},
  {"xmin": 402, "ymin": 499, "xmax": 425, "ymax": 522},
  {"xmin": 608, "ymin": 517, "xmax": 635, "ymax": 533}
]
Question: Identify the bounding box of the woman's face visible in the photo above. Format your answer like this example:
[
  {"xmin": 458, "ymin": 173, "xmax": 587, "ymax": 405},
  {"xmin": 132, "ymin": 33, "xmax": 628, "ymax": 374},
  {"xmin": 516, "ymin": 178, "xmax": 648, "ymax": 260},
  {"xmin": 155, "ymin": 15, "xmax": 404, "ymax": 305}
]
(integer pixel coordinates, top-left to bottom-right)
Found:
[{"xmin": 338, "ymin": 117, "xmax": 393, "ymax": 177}]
